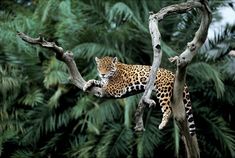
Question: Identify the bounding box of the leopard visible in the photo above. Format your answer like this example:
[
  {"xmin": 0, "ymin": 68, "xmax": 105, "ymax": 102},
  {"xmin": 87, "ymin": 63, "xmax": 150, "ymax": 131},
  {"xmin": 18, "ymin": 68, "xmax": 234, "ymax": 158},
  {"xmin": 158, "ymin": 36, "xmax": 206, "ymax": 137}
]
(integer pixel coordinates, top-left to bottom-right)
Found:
[{"xmin": 83, "ymin": 56, "xmax": 196, "ymax": 135}]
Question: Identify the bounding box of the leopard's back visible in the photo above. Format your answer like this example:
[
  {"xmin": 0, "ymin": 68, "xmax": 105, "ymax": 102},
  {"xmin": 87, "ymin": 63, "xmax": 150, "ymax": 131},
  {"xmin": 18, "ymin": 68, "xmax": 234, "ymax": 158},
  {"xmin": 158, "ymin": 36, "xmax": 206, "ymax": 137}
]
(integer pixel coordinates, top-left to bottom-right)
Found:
[
  {"xmin": 96, "ymin": 57, "xmax": 175, "ymax": 97},
  {"xmin": 106, "ymin": 64, "xmax": 150, "ymax": 97}
]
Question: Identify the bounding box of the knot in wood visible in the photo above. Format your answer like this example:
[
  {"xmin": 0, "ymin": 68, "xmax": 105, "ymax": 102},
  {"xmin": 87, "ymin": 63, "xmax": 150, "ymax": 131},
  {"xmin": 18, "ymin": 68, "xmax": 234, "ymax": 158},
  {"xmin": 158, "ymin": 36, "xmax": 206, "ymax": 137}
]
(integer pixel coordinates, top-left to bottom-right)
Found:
[
  {"xmin": 65, "ymin": 51, "xmax": 74, "ymax": 58},
  {"xmin": 189, "ymin": 43, "xmax": 196, "ymax": 51},
  {"xmin": 187, "ymin": 42, "xmax": 196, "ymax": 51},
  {"xmin": 155, "ymin": 44, "xmax": 161, "ymax": 50}
]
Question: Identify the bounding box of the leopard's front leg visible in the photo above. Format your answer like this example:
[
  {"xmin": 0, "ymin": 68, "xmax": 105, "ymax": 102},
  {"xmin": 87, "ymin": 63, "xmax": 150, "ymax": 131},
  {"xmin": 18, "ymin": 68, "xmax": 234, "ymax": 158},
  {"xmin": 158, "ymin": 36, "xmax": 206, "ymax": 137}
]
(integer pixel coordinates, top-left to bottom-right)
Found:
[{"xmin": 83, "ymin": 79, "xmax": 103, "ymax": 91}]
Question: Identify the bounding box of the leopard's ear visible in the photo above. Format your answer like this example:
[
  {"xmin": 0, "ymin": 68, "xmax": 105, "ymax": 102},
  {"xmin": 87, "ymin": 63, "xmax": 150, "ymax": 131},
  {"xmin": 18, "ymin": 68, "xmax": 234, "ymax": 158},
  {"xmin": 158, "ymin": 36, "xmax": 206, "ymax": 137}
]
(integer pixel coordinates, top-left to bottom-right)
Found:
[
  {"xmin": 95, "ymin": 57, "xmax": 99, "ymax": 64},
  {"xmin": 112, "ymin": 57, "xmax": 118, "ymax": 64}
]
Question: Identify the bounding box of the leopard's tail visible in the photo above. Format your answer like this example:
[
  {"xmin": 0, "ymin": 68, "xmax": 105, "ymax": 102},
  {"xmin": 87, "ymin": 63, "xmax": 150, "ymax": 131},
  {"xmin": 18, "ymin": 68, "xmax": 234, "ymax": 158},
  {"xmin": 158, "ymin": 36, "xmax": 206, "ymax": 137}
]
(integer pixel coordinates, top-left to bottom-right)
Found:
[{"xmin": 184, "ymin": 99, "xmax": 196, "ymax": 136}]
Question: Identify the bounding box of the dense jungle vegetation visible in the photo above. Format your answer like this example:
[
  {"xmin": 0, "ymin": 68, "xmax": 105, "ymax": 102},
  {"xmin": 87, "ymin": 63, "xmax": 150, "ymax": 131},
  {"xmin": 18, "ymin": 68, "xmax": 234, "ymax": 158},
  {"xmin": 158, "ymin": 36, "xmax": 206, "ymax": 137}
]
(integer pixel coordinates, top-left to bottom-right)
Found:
[{"xmin": 0, "ymin": 0, "xmax": 235, "ymax": 157}]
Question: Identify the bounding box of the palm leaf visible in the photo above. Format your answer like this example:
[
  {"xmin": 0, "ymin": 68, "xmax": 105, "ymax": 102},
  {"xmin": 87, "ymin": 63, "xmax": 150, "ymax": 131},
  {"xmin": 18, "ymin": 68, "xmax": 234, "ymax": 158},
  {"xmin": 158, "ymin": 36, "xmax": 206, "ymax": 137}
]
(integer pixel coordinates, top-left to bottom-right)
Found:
[
  {"xmin": 87, "ymin": 99, "xmax": 122, "ymax": 128},
  {"xmin": 43, "ymin": 57, "xmax": 69, "ymax": 89},
  {"xmin": 198, "ymin": 107, "xmax": 235, "ymax": 157},
  {"xmin": 123, "ymin": 95, "xmax": 141, "ymax": 128},
  {"xmin": 188, "ymin": 62, "xmax": 224, "ymax": 98},
  {"xmin": 11, "ymin": 149, "xmax": 34, "ymax": 158},
  {"xmin": 19, "ymin": 89, "xmax": 44, "ymax": 107},
  {"xmin": 96, "ymin": 124, "xmax": 133, "ymax": 158},
  {"xmin": 72, "ymin": 43, "xmax": 124, "ymax": 60},
  {"xmin": 137, "ymin": 109, "xmax": 162, "ymax": 158},
  {"xmin": 108, "ymin": 2, "xmax": 147, "ymax": 32}
]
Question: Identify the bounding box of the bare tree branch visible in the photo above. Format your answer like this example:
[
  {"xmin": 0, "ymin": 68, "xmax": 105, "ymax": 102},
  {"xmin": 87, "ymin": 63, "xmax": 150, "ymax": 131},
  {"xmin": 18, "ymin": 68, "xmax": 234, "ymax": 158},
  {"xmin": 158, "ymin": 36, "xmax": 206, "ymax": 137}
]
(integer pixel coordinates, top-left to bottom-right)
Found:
[
  {"xmin": 134, "ymin": 0, "xmax": 211, "ymax": 158},
  {"xmin": 17, "ymin": 0, "xmax": 211, "ymax": 157},
  {"xmin": 17, "ymin": 32, "xmax": 107, "ymax": 97},
  {"xmin": 134, "ymin": 12, "xmax": 162, "ymax": 131},
  {"xmin": 134, "ymin": 1, "xmax": 204, "ymax": 132},
  {"xmin": 171, "ymin": 1, "xmax": 212, "ymax": 158}
]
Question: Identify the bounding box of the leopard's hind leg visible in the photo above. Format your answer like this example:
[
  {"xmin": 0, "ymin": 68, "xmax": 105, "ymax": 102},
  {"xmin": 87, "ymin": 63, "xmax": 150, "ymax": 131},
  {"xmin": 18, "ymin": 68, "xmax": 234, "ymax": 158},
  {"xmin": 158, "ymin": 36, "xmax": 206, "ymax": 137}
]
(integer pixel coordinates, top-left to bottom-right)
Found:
[{"xmin": 156, "ymin": 88, "xmax": 172, "ymax": 130}]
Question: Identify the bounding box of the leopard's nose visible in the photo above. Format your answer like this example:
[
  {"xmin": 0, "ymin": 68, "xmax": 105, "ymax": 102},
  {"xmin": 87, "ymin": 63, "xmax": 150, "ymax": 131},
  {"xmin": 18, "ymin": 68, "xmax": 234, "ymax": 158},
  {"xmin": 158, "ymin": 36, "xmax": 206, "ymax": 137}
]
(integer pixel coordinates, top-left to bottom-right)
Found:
[{"xmin": 100, "ymin": 74, "xmax": 105, "ymax": 77}]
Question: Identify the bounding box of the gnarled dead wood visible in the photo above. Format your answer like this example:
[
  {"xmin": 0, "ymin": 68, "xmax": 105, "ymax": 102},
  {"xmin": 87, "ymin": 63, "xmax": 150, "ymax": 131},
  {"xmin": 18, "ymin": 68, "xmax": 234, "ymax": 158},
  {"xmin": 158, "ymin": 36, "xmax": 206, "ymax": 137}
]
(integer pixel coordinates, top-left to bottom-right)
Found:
[
  {"xmin": 134, "ymin": 0, "xmax": 211, "ymax": 158},
  {"xmin": 17, "ymin": 32, "xmax": 108, "ymax": 97},
  {"xmin": 17, "ymin": 0, "xmax": 211, "ymax": 157}
]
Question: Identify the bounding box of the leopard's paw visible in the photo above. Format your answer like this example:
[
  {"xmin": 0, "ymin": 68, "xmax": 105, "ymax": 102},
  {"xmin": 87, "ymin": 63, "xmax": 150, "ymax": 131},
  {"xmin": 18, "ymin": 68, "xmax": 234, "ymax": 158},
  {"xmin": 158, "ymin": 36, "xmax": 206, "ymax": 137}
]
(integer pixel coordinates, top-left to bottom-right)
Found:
[
  {"xmin": 159, "ymin": 115, "xmax": 170, "ymax": 129},
  {"xmin": 158, "ymin": 120, "xmax": 168, "ymax": 130},
  {"xmin": 158, "ymin": 111, "xmax": 171, "ymax": 130}
]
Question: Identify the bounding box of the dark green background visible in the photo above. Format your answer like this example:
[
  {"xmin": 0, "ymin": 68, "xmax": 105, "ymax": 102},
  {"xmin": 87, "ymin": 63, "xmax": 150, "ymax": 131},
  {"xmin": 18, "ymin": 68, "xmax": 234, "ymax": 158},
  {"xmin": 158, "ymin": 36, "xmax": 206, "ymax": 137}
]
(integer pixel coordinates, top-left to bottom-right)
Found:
[{"xmin": 0, "ymin": 0, "xmax": 235, "ymax": 157}]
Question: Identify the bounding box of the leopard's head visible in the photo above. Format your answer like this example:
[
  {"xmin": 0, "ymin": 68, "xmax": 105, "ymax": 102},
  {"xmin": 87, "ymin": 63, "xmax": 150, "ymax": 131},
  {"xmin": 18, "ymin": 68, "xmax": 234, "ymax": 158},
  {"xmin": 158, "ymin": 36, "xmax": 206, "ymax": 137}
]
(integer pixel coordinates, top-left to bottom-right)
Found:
[{"xmin": 95, "ymin": 56, "xmax": 118, "ymax": 80}]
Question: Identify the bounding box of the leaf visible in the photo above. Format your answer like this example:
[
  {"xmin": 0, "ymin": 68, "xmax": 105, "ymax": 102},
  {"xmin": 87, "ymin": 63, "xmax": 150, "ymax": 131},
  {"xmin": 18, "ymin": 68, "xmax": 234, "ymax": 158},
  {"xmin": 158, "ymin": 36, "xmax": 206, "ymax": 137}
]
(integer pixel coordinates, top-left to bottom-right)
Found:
[
  {"xmin": 108, "ymin": 2, "xmax": 147, "ymax": 32},
  {"xmin": 0, "ymin": 129, "xmax": 17, "ymax": 156},
  {"xmin": 59, "ymin": 0, "xmax": 76, "ymax": 18},
  {"xmin": 72, "ymin": 42, "xmax": 124, "ymax": 60},
  {"xmin": 188, "ymin": 62, "xmax": 225, "ymax": 98},
  {"xmin": 11, "ymin": 149, "xmax": 34, "ymax": 158},
  {"xmin": 48, "ymin": 86, "xmax": 67, "ymax": 108},
  {"xmin": 19, "ymin": 89, "xmax": 44, "ymax": 107},
  {"xmin": 43, "ymin": 57, "xmax": 69, "ymax": 89},
  {"xmin": 0, "ymin": 66, "xmax": 21, "ymax": 95},
  {"xmin": 198, "ymin": 107, "xmax": 235, "ymax": 157},
  {"xmin": 96, "ymin": 124, "xmax": 133, "ymax": 158},
  {"xmin": 137, "ymin": 109, "xmax": 162, "ymax": 158},
  {"xmin": 161, "ymin": 40, "xmax": 177, "ymax": 57},
  {"xmin": 87, "ymin": 100, "xmax": 122, "ymax": 128}
]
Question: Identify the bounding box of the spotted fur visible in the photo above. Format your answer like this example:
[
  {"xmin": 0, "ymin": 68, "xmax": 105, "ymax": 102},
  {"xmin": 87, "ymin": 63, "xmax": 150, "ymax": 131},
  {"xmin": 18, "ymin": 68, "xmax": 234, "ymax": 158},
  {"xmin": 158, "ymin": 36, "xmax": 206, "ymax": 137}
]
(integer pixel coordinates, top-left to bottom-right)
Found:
[{"xmin": 83, "ymin": 56, "xmax": 196, "ymax": 135}]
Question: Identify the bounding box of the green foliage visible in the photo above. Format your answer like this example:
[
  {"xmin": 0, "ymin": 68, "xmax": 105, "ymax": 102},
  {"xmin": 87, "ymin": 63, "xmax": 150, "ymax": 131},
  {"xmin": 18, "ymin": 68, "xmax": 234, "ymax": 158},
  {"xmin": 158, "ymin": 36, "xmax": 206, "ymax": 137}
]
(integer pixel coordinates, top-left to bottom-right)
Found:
[
  {"xmin": 96, "ymin": 125, "xmax": 133, "ymax": 158},
  {"xmin": 188, "ymin": 62, "xmax": 224, "ymax": 98},
  {"xmin": 137, "ymin": 109, "xmax": 162, "ymax": 158},
  {"xmin": 43, "ymin": 57, "xmax": 69, "ymax": 88},
  {"xmin": 0, "ymin": 0, "xmax": 235, "ymax": 158},
  {"xmin": 19, "ymin": 89, "xmax": 44, "ymax": 107},
  {"xmin": 11, "ymin": 149, "xmax": 34, "ymax": 158},
  {"xmin": 196, "ymin": 107, "xmax": 235, "ymax": 157}
]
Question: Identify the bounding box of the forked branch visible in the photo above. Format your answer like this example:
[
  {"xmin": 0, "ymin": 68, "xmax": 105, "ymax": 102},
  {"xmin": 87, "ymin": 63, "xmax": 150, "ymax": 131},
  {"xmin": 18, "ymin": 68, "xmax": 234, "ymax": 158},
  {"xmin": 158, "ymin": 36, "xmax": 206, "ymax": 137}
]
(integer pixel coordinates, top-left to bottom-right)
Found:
[
  {"xmin": 17, "ymin": 0, "xmax": 211, "ymax": 157},
  {"xmin": 134, "ymin": 0, "xmax": 211, "ymax": 158}
]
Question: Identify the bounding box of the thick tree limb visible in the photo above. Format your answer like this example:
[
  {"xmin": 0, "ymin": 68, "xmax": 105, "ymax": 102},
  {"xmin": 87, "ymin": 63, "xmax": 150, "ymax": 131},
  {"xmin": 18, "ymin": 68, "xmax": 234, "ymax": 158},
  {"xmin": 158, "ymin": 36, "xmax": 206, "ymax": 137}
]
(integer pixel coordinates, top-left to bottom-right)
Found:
[
  {"xmin": 134, "ymin": 13, "xmax": 162, "ymax": 131},
  {"xmin": 17, "ymin": 32, "xmax": 106, "ymax": 97},
  {"xmin": 134, "ymin": 0, "xmax": 211, "ymax": 158},
  {"xmin": 171, "ymin": 1, "xmax": 211, "ymax": 158},
  {"xmin": 134, "ymin": 1, "xmax": 203, "ymax": 131}
]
